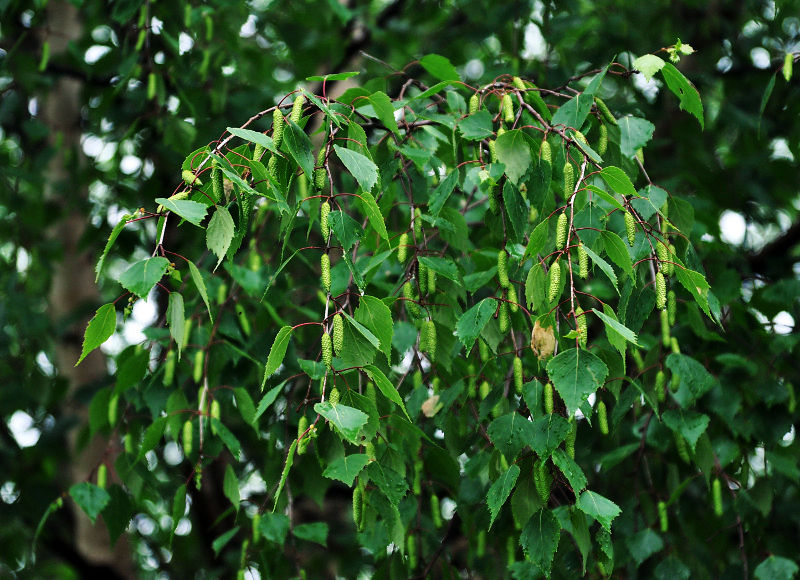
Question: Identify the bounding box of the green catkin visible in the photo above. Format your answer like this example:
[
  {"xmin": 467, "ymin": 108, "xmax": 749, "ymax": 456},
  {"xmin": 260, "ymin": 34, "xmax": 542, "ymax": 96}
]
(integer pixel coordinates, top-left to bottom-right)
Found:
[
  {"xmin": 352, "ymin": 486, "xmax": 363, "ymax": 531},
  {"xmin": 407, "ymin": 534, "xmax": 418, "ymax": 570},
  {"xmin": 413, "ymin": 207, "xmax": 422, "ymax": 241},
  {"xmin": 540, "ymin": 140, "xmax": 552, "ymax": 164},
  {"xmin": 499, "ymin": 301, "xmax": 510, "ymax": 334},
  {"xmin": 576, "ymin": 306, "xmax": 587, "ymax": 348},
  {"xmin": 193, "ymin": 350, "xmax": 204, "ymax": 383},
  {"xmin": 661, "ymin": 309, "xmax": 671, "ymax": 348},
  {"xmin": 667, "ymin": 243, "xmax": 676, "ymax": 276},
  {"xmin": 597, "ymin": 401, "xmax": 609, "ymax": 435},
  {"xmin": 290, "ymin": 94, "xmax": 305, "ymax": 124},
  {"xmin": 625, "ymin": 210, "xmax": 636, "ymax": 246},
  {"xmin": 253, "ymin": 142, "xmax": 264, "ymax": 162},
  {"xmin": 297, "ymin": 415, "xmax": 308, "ymax": 440},
  {"xmin": 97, "ymin": 464, "xmax": 107, "ymax": 490},
  {"xmin": 332, "ymin": 314, "xmax": 344, "ymax": 355},
  {"xmin": 320, "ymin": 200, "xmax": 331, "ymax": 243},
  {"xmin": 534, "ymin": 460, "xmax": 551, "ymax": 503},
  {"xmin": 210, "ymin": 399, "xmax": 221, "ymax": 420},
  {"xmin": 413, "ymin": 460, "xmax": 423, "ymax": 495},
  {"xmin": 267, "ymin": 154, "xmax": 278, "ymax": 180},
  {"xmin": 595, "ymin": 97, "xmax": 617, "ymax": 125},
  {"xmin": 656, "ymin": 240, "xmax": 669, "ymax": 264},
  {"xmin": 182, "ymin": 169, "xmax": 201, "ymax": 187},
  {"xmin": 507, "ymin": 535, "xmax": 516, "ymax": 567},
  {"xmin": 469, "ymin": 93, "xmax": 480, "ymax": 115},
  {"xmin": 107, "ymin": 394, "xmax": 118, "ymax": 427},
  {"xmin": 237, "ymin": 305, "xmax": 251, "ymax": 336},
  {"xmin": 565, "ymin": 421, "xmax": 577, "ymax": 459},
  {"xmin": 403, "ymin": 281, "xmax": 422, "ymax": 319},
  {"xmin": 656, "ymin": 272, "xmax": 667, "ymax": 310},
  {"xmin": 556, "ymin": 212, "xmax": 568, "ymax": 249},
  {"xmin": 430, "ymin": 493, "xmax": 442, "ymax": 528},
  {"xmin": 417, "ymin": 261, "xmax": 427, "ymax": 296},
  {"xmin": 182, "ymin": 420, "xmax": 193, "ymax": 457},
  {"xmin": 671, "ymin": 336, "xmax": 680, "ymax": 355},
  {"xmin": 216, "ymin": 283, "xmax": 227, "ymax": 305},
  {"xmin": 314, "ymin": 147, "xmax": 327, "ymax": 191},
  {"xmin": 427, "ymin": 268, "xmax": 437, "ymax": 295},
  {"xmin": 544, "ymin": 382, "xmax": 554, "ymax": 414},
  {"xmin": 563, "ymin": 161, "xmax": 575, "ymax": 197},
  {"xmin": 397, "ymin": 232, "xmax": 409, "ymax": 264},
  {"xmin": 321, "ymin": 253, "xmax": 331, "ymax": 294},
  {"xmin": 512, "ymin": 76, "xmax": 526, "ymax": 92},
  {"xmin": 675, "ymin": 432, "xmax": 690, "ymax": 463},
  {"xmin": 597, "ymin": 123, "xmax": 608, "ymax": 155},
  {"xmin": 667, "ymin": 290, "xmax": 677, "ymax": 326},
  {"xmin": 497, "ymin": 250, "xmax": 510, "ymax": 288},
  {"xmin": 252, "ymin": 512, "xmax": 262, "ymax": 542},
  {"xmin": 578, "ymin": 243, "xmax": 589, "ymax": 279},
  {"xmin": 489, "ymin": 139, "xmax": 498, "ymax": 164},
  {"xmin": 479, "ymin": 380, "xmax": 490, "ymax": 401},
  {"xmin": 502, "ymin": 93, "xmax": 514, "ymax": 123},
  {"xmin": 479, "ymin": 339, "xmax": 490, "ymax": 363},
  {"xmin": 507, "ymin": 285, "xmax": 519, "ymax": 313},
  {"xmin": 424, "ymin": 320, "xmax": 437, "ymax": 360},
  {"xmin": 211, "ymin": 160, "xmax": 223, "ymax": 203},
  {"xmin": 658, "ymin": 501, "xmax": 668, "ymax": 532},
  {"xmin": 147, "ymin": 73, "xmax": 157, "ymax": 101},
  {"xmin": 513, "ymin": 356, "xmax": 523, "ymax": 394},
  {"xmin": 321, "ymin": 332, "xmax": 333, "ymax": 370},
  {"xmin": 476, "ymin": 530, "xmax": 487, "ymax": 558},
  {"xmin": 272, "ymin": 108, "xmax": 285, "ymax": 148},
  {"xmin": 329, "ymin": 387, "xmax": 340, "ymax": 405},
  {"xmin": 712, "ymin": 478, "xmax": 723, "ymax": 517},
  {"xmin": 573, "ymin": 130, "xmax": 588, "ymax": 145},
  {"xmin": 497, "ymin": 126, "xmax": 506, "ymax": 138},
  {"xmin": 548, "ymin": 260, "xmax": 561, "ymax": 303},
  {"xmin": 164, "ymin": 350, "xmax": 176, "ymax": 386},
  {"xmin": 656, "ymin": 370, "xmax": 666, "ymax": 403}
]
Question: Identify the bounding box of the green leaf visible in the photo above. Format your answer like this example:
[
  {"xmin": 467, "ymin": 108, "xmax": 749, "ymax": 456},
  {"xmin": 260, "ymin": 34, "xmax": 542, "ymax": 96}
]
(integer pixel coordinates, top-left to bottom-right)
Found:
[
  {"xmin": 592, "ymin": 308, "xmax": 639, "ymax": 346},
  {"xmin": 226, "ymin": 127, "xmax": 278, "ymax": 155},
  {"xmin": 273, "ymin": 439, "xmax": 297, "ymax": 511},
  {"xmin": 520, "ymin": 509, "xmax": 560, "ymax": 577},
  {"xmin": 577, "ymin": 490, "xmax": 621, "ymax": 532},
  {"xmin": 322, "ymin": 454, "xmax": 370, "ymax": 486},
  {"xmin": 530, "ymin": 414, "xmax": 572, "ymax": 458},
  {"xmin": 581, "ymin": 243, "xmax": 618, "ymax": 293},
  {"xmin": 655, "ymin": 556, "xmax": 691, "ymax": 580},
  {"xmin": 329, "ymin": 210, "xmax": 363, "ymax": 252},
  {"xmin": 418, "ymin": 256, "xmax": 460, "ymax": 283},
  {"xmin": 601, "ymin": 231, "xmax": 634, "ymax": 277},
  {"xmin": 599, "ymin": 166, "xmax": 638, "ymax": 198},
  {"xmin": 547, "ymin": 348, "xmax": 609, "ymax": 416},
  {"xmin": 488, "ymin": 413, "xmax": 537, "ymax": 460},
  {"xmin": 76, "ymin": 303, "xmax": 116, "ymax": 366},
  {"xmin": 212, "ymin": 527, "xmax": 239, "ymax": 556},
  {"xmin": 223, "ymin": 463, "xmax": 240, "ymax": 510},
  {"xmin": 260, "ymin": 326, "xmax": 292, "ymax": 384},
  {"xmin": 187, "ymin": 260, "xmax": 213, "ymax": 321},
  {"xmin": 283, "ymin": 119, "xmax": 315, "ymax": 177},
  {"xmin": 170, "ymin": 484, "xmax": 186, "ymax": 540},
  {"xmin": 665, "ymin": 353, "xmax": 716, "ymax": 406},
  {"xmin": 137, "ymin": 416, "xmax": 166, "ymax": 462},
  {"xmin": 306, "ymin": 71, "xmax": 359, "ymax": 82},
  {"xmin": 210, "ymin": 417, "xmax": 242, "ymax": 458},
  {"xmin": 167, "ymin": 292, "xmax": 185, "ymax": 357},
  {"xmin": 525, "ymin": 219, "xmax": 551, "ymax": 260},
  {"xmin": 459, "ymin": 110, "xmax": 494, "ymax": 141},
  {"xmin": 293, "ymin": 522, "xmax": 329, "ymax": 546},
  {"xmin": 586, "ymin": 184, "xmax": 625, "ymax": 210},
  {"xmin": 334, "ymin": 145, "xmax": 378, "ymax": 193},
  {"xmin": 633, "ymin": 54, "xmax": 666, "ymax": 81},
  {"xmin": 754, "ymin": 556, "xmax": 799, "ymax": 580},
  {"xmin": 341, "ymin": 312, "xmax": 380, "ymax": 349},
  {"xmin": 503, "ymin": 180, "xmax": 528, "ymax": 243},
  {"xmin": 494, "ymin": 129, "xmax": 531, "ymax": 185},
  {"xmin": 626, "ymin": 528, "xmax": 664, "ymax": 566},
  {"xmin": 69, "ymin": 482, "xmax": 110, "ymax": 524},
  {"xmin": 552, "ymin": 449, "xmax": 588, "ymax": 494},
  {"xmin": 338, "ymin": 313, "xmax": 377, "ymax": 367},
  {"xmin": 487, "ymin": 464, "xmax": 520, "ymax": 528},
  {"xmin": 363, "ymin": 365, "xmax": 409, "ymax": 420},
  {"xmin": 103, "ymin": 486, "xmax": 134, "ymax": 547},
  {"xmin": 674, "ymin": 265, "xmax": 711, "ymax": 317},
  {"xmin": 551, "ymin": 92, "xmax": 595, "ymax": 130},
  {"xmin": 662, "ymin": 409, "xmax": 710, "ymax": 452},
  {"xmin": 618, "ymin": 116, "xmax": 655, "ymax": 158},
  {"xmin": 429, "ymin": 170, "xmax": 460, "ymax": 217},
  {"xmin": 660, "ymin": 63, "xmax": 704, "ymax": 129},
  {"xmin": 354, "ymin": 296, "xmax": 393, "ymax": 365},
  {"xmin": 368, "ymin": 91, "xmax": 400, "ymax": 135},
  {"xmin": 357, "ymin": 188, "xmax": 389, "ymax": 241},
  {"xmin": 233, "ymin": 387, "xmax": 256, "ymax": 427},
  {"xmin": 206, "ymin": 206, "xmax": 235, "ymax": 270},
  {"xmin": 155, "ymin": 198, "xmax": 208, "ymax": 227},
  {"xmin": 95, "ymin": 213, "xmax": 132, "ymax": 282},
  {"xmin": 455, "ymin": 298, "xmax": 497, "ymax": 352},
  {"xmin": 260, "ymin": 512, "xmax": 290, "ymax": 544},
  {"xmin": 314, "ymin": 401, "xmax": 369, "ymax": 445},
  {"xmin": 365, "ymin": 462, "xmax": 408, "ymax": 505},
  {"xmin": 119, "ymin": 257, "xmax": 170, "ymax": 299},
  {"xmin": 420, "ymin": 53, "xmax": 460, "ymax": 81}
]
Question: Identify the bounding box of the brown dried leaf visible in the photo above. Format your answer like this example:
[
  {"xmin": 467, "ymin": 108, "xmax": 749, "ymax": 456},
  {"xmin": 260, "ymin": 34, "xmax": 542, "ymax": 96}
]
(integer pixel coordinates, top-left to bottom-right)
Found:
[
  {"xmin": 531, "ymin": 320, "xmax": 555, "ymax": 361},
  {"xmin": 421, "ymin": 395, "xmax": 442, "ymax": 418}
]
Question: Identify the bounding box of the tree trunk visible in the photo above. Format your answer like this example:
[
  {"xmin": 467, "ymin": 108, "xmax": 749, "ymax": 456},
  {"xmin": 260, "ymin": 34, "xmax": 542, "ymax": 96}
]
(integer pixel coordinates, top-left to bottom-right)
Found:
[{"xmin": 41, "ymin": 2, "xmax": 134, "ymax": 577}]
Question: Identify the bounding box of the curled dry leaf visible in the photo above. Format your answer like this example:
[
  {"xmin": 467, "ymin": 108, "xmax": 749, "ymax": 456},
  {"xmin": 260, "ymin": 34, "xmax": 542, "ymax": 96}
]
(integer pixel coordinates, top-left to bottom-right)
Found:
[
  {"xmin": 531, "ymin": 320, "xmax": 555, "ymax": 360},
  {"xmin": 421, "ymin": 395, "xmax": 442, "ymax": 418}
]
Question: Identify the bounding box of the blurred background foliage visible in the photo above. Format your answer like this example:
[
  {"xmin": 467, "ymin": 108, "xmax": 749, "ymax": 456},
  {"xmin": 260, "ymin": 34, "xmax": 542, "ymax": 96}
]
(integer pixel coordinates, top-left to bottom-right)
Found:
[{"xmin": 1, "ymin": 0, "xmax": 799, "ymax": 577}]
